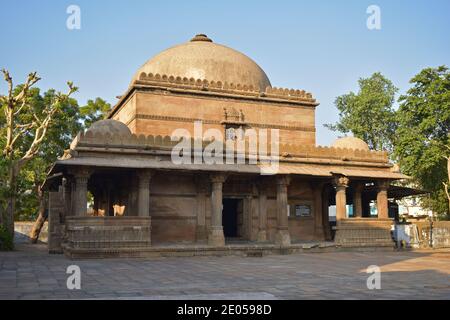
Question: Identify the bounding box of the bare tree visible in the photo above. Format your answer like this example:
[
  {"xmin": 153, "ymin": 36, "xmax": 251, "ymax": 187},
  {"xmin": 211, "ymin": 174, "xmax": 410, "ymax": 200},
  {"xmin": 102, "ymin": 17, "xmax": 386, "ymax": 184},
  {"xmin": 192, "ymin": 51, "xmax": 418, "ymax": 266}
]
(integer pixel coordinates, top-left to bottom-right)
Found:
[{"xmin": 0, "ymin": 69, "xmax": 76, "ymax": 239}]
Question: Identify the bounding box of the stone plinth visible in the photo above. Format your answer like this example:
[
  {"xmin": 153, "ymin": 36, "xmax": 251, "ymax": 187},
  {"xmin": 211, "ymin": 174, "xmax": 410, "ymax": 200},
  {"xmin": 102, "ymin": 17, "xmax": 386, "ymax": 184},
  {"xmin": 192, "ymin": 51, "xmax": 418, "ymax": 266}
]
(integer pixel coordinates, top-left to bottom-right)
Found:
[
  {"xmin": 334, "ymin": 218, "xmax": 394, "ymax": 248},
  {"xmin": 64, "ymin": 216, "xmax": 152, "ymax": 252}
]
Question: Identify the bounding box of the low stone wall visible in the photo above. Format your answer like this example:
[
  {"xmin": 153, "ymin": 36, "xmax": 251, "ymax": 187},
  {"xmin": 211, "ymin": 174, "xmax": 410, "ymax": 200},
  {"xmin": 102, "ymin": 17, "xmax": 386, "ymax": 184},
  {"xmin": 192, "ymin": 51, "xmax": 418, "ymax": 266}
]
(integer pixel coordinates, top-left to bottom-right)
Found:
[
  {"xmin": 415, "ymin": 221, "xmax": 450, "ymax": 248},
  {"xmin": 14, "ymin": 221, "xmax": 48, "ymax": 244},
  {"xmin": 64, "ymin": 216, "xmax": 152, "ymax": 251},
  {"xmin": 334, "ymin": 218, "xmax": 394, "ymax": 248}
]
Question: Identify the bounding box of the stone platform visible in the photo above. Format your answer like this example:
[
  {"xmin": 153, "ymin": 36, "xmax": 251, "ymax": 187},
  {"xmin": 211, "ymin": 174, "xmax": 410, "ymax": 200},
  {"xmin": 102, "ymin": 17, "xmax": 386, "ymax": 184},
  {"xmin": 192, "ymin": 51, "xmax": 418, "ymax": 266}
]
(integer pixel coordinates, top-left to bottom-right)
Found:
[
  {"xmin": 334, "ymin": 218, "xmax": 394, "ymax": 247},
  {"xmin": 61, "ymin": 241, "xmax": 396, "ymax": 259}
]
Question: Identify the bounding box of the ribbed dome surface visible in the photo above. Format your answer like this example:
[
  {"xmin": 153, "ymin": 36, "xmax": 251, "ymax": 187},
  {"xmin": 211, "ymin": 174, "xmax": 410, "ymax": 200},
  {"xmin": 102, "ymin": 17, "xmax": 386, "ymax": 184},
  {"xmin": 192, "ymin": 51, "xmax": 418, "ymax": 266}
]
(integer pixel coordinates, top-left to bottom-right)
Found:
[{"xmin": 131, "ymin": 34, "xmax": 271, "ymax": 91}]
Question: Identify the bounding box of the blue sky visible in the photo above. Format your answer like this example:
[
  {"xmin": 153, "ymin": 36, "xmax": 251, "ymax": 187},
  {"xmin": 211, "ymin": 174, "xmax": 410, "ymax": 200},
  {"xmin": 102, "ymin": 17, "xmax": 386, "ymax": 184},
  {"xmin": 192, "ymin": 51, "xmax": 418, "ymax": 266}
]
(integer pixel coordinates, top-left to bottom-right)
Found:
[{"xmin": 0, "ymin": 0, "xmax": 449, "ymax": 145}]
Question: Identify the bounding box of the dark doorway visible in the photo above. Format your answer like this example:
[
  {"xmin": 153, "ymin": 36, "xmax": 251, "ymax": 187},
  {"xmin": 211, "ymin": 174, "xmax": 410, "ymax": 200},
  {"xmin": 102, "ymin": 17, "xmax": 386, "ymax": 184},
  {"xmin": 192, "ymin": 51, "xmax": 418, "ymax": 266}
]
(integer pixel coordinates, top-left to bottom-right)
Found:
[{"xmin": 223, "ymin": 198, "xmax": 240, "ymax": 238}]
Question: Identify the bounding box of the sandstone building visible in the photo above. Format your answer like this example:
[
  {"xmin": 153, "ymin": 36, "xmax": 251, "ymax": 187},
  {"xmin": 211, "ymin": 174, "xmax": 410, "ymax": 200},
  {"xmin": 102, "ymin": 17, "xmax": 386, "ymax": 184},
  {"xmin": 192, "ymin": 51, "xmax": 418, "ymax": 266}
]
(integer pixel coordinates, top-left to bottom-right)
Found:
[{"xmin": 45, "ymin": 34, "xmax": 410, "ymax": 258}]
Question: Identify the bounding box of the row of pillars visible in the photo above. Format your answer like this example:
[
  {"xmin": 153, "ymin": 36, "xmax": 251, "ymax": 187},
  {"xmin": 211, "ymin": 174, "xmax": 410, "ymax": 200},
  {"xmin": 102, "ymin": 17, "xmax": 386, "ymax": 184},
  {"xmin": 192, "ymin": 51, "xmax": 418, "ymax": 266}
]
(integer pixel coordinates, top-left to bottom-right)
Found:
[
  {"xmin": 208, "ymin": 174, "xmax": 291, "ymax": 247},
  {"xmin": 333, "ymin": 175, "xmax": 390, "ymax": 220},
  {"xmin": 70, "ymin": 168, "xmax": 391, "ymax": 248},
  {"xmin": 70, "ymin": 169, "xmax": 282, "ymax": 246},
  {"xmin": 71, "ymin": 168, "xmax": 154, "ymax": 218}
]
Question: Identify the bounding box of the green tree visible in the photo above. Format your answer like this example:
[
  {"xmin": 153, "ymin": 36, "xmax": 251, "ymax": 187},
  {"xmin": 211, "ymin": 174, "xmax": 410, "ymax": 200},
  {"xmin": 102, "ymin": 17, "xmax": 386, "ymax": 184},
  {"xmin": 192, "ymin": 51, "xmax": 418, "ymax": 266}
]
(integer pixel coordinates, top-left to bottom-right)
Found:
[
  {"xmin": 0, "ymin": 70, "xmax": 77, "ymax": 243},
  {"xmin": 79, "ymin": 97, "xmax": 111, "ymax": 128},
  {"xmin": 27, "ymin": 95, "xmax": 111, "ymax": 242},
  {"xmin": 325, "ymin": 72, "xmax": 398, "ymax": 152},
  {"xmin": 394, "ymin": 66, "xmax": 450, "ymax": 219}
]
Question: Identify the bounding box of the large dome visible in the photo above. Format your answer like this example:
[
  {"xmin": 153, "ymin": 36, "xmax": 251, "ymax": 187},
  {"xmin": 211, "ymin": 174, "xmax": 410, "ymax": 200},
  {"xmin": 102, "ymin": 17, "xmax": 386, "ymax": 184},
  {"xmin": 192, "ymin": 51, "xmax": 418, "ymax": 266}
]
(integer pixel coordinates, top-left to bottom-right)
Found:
[
  {"xmin": 331, "ymin": 136, "xmax": 369, "ymax": 151},
  {"xmin": 131, "ymin": 34, "xmax": 271, "ymax": 91}
]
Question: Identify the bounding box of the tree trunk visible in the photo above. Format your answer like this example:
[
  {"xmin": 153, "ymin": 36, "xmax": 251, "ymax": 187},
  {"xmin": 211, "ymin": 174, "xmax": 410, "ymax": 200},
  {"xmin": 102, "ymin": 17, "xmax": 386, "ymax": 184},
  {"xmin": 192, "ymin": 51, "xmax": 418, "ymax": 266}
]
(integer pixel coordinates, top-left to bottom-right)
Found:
[
  {"xmin": 5, "ymin": 163, "xmax": 18, "ymax": 239},
  {"xmin": 447, "ymin": 157, "xmax": 450, "ymax": 213},
  {"xmin": 29, "ymin": 188, "xmax": 47, "ymax": 244}
]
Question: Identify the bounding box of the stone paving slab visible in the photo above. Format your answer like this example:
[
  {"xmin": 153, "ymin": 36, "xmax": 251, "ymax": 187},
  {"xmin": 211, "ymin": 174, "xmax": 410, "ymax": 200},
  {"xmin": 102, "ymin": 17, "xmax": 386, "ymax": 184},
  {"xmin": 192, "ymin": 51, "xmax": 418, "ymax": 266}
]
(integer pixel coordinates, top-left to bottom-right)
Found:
[{"xmin": 0, "ymin": 244, "xmax": 449, "ymax": 300}]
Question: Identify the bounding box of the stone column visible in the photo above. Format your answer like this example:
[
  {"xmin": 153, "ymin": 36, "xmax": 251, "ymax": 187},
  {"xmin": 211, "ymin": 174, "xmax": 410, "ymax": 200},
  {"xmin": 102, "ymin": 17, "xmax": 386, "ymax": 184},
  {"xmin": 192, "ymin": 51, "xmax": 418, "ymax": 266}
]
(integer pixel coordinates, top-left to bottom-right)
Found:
[
  {"xmin": 275, "ymin": 175, "xmax": 291, "ymax": 246},
  {"xmin": 313, "ymin": 182, "xmax": 325, "ymax": 238},
  {"xmin": 245, "ymin": 195, "xmax": 254, "ymax": 240},
  {"xmin": 333, "ymin": 175, "xmax": 349, "ymax": 221},
  {"xmin": 138, "ymin": 170, "xmax": 153, "ymax": 217},
  {"xmin": 257, "ymin": 180, "xmax": 268, "ymax": 242},
  {"xmin": 73, "ymin": 169, "xmax": 90, "ymax": 216},
  {"xmin": 322, "ymin": 186, "xmax": 332, "ymax": 240},
  {"xmin": 353, "ymin": 183, "xmax": 364, "ymax": 218},
  {"xmin": 377, "ymin": 180, "xmax": 390, "ymax": 219},
  {"xmin": 195, "ymin": 175, "xmax": 208, "ymax": 242},
  {"xmin": 208, "ymin": 173, "xmax": 226, "ymax": 246}
]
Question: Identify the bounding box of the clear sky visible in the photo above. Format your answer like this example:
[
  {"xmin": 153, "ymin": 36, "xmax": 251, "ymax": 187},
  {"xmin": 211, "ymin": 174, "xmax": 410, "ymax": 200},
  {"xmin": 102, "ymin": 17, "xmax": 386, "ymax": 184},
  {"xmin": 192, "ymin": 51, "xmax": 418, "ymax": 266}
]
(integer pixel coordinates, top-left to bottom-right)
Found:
[{"xmin": 0, "ymin": 0, "xmax": 449, "ymax": 145}]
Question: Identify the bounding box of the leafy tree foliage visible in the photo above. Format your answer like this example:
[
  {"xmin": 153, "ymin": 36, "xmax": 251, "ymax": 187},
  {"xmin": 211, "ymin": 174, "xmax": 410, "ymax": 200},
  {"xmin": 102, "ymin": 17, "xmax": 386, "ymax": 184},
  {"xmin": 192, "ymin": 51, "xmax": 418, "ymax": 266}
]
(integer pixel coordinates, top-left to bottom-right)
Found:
[
  {"xmin": 394, "ymin": 66, "xmax": 450, "ymax": 219},
  {"xmin": 0, "ymin": 70, "xmax": 112, "ymax": 246},
  {"xmin": 325, "ymin": 72, "xmax": 398, "ymax": 153},
  {"xmin": 79, "ymin": 97, "xmax": 111, "ymax": 128}
]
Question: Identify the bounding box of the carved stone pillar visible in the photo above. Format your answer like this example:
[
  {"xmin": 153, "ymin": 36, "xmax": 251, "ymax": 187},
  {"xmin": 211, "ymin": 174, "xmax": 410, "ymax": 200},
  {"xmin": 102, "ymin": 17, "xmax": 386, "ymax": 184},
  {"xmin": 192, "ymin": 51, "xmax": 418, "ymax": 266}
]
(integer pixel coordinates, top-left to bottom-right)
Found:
[
  {"xmin": 353, "ymin": 183, "xmax": 364, "ymax": 218},
  {"xmin": 377, "ymin": 180, "xmax": 390, "ymax": 219},
  {"xmin": 245, "ymin": 195, "xmax": 254, "ymax": 240},
  {"xmin": 73, "ymin": 168, "xmax": 90, "ymax": 216},
  {"xmin": 138, "ymin": 170, "xmax": 153, "ymax": 217},
  {"xmin": 322, "ymin": 186, "xmax": 332, "ymax": 240},
  {"xmin": 275, "ymin": 175, "xmax": 291, "ymax": 246},
  {"xmin": 256, "ymin": 180, "xmax": 268, "ymax": 242},
  {"xmin": 208, "ymin": 173, "xmax": 226, "ymax": 246},
  {"xmin": 333, "ymin": 175, "xmax": 349, "ymax": 221},
  {"xmin": 313, "ymin": 182, "xmax": 325, "ymax": 238},
  {"xmin": 195, "ymin": 175, "xmax": 208, "ymax": 242}
]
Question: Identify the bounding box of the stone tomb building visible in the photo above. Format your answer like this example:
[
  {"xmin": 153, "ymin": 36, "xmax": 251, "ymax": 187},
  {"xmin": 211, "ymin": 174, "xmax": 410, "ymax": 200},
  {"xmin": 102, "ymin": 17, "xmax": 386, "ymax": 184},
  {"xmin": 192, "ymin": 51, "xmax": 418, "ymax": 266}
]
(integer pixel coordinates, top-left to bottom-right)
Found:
[{"xmin": 45, "ymin": 34, "xmax": 409, "ymax": 258}]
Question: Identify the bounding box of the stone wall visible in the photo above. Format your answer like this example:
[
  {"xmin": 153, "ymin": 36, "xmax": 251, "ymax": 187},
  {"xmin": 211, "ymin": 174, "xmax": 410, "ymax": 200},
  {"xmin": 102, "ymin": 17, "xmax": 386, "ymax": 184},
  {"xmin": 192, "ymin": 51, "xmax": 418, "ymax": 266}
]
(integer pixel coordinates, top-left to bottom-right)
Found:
[
  {"xmin": 14, "ymin": 221, "xmax": 48, "ymax": 244},
  {"xmin": 415, "ymin": 221, "xmax": 450, "ymax": 248}
]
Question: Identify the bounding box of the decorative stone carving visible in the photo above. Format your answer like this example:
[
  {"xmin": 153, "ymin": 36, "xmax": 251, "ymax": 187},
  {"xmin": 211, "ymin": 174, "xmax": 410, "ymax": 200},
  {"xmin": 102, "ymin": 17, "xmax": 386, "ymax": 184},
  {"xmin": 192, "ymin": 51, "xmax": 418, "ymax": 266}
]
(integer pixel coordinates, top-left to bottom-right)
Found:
[{"xmin": 135, "ymin": 71, "xmax": 317, "ymax": 104}]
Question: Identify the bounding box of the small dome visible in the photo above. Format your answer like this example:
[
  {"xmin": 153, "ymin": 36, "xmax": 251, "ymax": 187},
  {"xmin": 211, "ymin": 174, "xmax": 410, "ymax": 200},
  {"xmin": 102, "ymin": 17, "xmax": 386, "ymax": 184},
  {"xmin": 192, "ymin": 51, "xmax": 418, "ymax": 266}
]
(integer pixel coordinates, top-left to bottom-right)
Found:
[
  {"xmin": 131, "ymin": 34, "xmax": 271, "ymax": 91},
  {"xmin": 86, "ymin": 119, "xmax": 132, "ymax": 136},
  {"xmin": 331, "ymin": 136, "xmax": 369, "ymax": 151}
]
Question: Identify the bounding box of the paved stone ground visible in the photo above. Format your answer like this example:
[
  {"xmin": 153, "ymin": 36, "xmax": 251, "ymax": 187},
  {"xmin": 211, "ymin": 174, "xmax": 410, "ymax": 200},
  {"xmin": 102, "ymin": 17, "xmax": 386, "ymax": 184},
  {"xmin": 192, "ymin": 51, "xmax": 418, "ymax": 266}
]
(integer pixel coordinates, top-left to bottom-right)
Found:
[{"xmin": 0, "ymin": 244, "xmax": 449, "ymax": 300}]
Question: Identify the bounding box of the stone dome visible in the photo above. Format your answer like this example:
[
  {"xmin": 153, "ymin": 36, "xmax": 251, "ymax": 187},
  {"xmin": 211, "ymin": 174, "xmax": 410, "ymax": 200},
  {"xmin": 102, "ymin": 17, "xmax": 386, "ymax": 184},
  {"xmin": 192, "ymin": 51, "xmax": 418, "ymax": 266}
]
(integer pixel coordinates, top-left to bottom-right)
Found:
[
  {"xmin": 131, "ymin": 34, "xmax": 271, "ymax": 91},
  {"xmin": 331, "ymin": 136, "xmax": 369, "ymax": 151},
  {"xmin": 86, "ymin": 119, "xmax": 132, "ymax": 136}
]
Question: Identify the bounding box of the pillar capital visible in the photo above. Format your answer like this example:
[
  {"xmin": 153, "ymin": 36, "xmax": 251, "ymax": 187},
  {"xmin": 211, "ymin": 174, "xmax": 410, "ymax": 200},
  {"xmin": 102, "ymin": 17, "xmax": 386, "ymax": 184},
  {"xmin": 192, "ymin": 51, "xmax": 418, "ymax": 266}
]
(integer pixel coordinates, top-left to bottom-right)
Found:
[
  {"xmin": 333, "ymin": 174, "xmax": 350, "ymax": 189},
  {"xmin": 138, "ymin": 169, "xmax": 154, "ymax": 180},
  {"xmin": 276, "ymin": 175, "xmax": 291, "ymax": 186},
  {"xmin": 377, "ymin": 180, "xmax": 390, "ymax": 191},
  {"xmin": 354, "ymin": 182, "xmax": 365, "ymax": 193},
  {"xmin": 256, "ymin": 177, "xmax": 271, "ymax": 195},
  {"xmin": 210, "ymin": 173, "xmax": 227, "ymax": 184},
  {"xmin": 71, "ymin": 167, "xmax": 91, "ymax": 181},
  {"xmin": 194, "ymin": 174, "xmax": 209, "ymax": 194}
]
